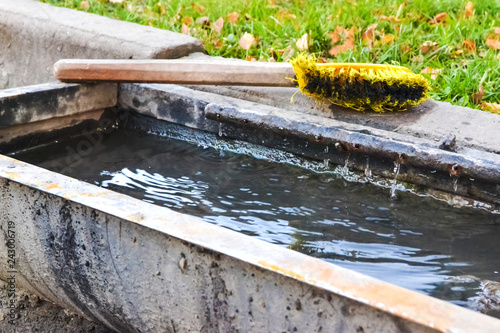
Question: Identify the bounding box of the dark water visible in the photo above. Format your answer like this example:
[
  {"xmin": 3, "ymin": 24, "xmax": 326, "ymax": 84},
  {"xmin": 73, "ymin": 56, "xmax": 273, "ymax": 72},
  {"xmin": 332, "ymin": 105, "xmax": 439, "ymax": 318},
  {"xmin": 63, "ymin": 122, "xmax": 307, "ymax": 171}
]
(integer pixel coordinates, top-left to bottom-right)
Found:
[{"xmin": 11, "ymin": 128, "xmax": 500, "ymax": 315}]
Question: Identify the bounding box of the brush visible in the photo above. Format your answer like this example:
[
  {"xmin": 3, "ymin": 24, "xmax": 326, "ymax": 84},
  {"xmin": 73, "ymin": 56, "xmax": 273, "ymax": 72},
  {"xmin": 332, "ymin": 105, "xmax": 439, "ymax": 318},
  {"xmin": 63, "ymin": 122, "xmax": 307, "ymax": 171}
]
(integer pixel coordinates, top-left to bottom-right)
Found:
[{"xmin": 54, "ymin": 54, "xmax": 429, "ymax": 112}]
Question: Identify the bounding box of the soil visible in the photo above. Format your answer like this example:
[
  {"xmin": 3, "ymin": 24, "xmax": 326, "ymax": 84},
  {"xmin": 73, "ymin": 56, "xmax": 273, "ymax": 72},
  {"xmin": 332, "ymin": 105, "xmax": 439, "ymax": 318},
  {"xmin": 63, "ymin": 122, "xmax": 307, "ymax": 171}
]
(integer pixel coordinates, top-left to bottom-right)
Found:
[{"xmin": 0, "ymin": 279, "xmax": 113, "ymax": 333}]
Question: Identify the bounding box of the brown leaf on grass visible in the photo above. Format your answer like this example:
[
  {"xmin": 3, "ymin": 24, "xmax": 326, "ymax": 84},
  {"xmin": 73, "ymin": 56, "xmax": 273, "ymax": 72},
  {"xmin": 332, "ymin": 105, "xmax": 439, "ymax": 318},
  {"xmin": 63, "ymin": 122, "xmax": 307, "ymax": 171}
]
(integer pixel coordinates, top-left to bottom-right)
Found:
[
  {"xmin": 486, "ymin": 38, "xmax": 500, "ymax": 50},
  {"xmin": 361, "ymin": 24, "xmax": 378, "ymax": 43},
  {"xmin": 80, "ymin": 1, "xmax": 90, "ymax": 11},
  {"xmin": 382, "ymin": 34, "xmax": 395, "ymax": 45},
  {"xmin": 196, "ymin": 16, "xmax": 210, "ymax": 27},
  {"xmin": 239, "ymin": 32, "xmax": 255, "ymax": 50},
  {"xmin": 472, "ymin": 84, "xmax": 484, "ymax": 104},
  {"xmin": 227, "ymin": 12, "xmax": 239, "ymax": 25},
  {"xmin": 420, "ymin": 41, "xmax": 438, "ymax": 54},
  {"xmin": 420, "ymin": 67, "xmax": 442, "ymax": 80},
  {"xmin": 296, "ymin": 33, "xmax": 308, "ymax": 51},
  {"xmin": 279, "ymin": 45, "xmax": 295, "ymax": 62},
  {"xmin": 480, "ymin": 102, "xmax": 500, "ymax": 113},
  {"xmin": 182, "ymin": 16, "xmax": 193, "ymax": 25},
  {"xmin": 379, "ymin": 15, "xmax": 401, "ymax": 22},
  {"xmin": 430, "ymin": 12, "xmax": 448, "ymax": 25},
  {"xmin": 495, "ymin": 27, "xmax": 500, "ymax": 34},
  {"xmin": 329, "ymin": 27, "xmax": 356, "ymax": 56},
  {"xmin": 412, "ymin": 55, "xmax": 424, "ymax": 62},
  {"xmin": 191, "ymin": 3, "xmax": 205, "ymax": 13},
  {"xmin": 464, "ymin": 2, "xmax": 474, "ymax": 18},
  {"xmin": 330, "ymin": 26, "xmax": 344, "ymax": 44},
  {"xmin": 462, "ymin": 39, "xmax": 476, "ymax": 54},
  {"xmin": 181, "ymin": 23, "xmax": 189, "ymax": 34},
  {"xmin": 246, "ymin": 56, "xmax": 257, "ymax": 62},
  {"xmin": 213, "ymin": 17, "xmax": 224, "ymax": 33},
  {"xmin": 400, "ymin": 44, "xmax": 412, "ymax": 54}
]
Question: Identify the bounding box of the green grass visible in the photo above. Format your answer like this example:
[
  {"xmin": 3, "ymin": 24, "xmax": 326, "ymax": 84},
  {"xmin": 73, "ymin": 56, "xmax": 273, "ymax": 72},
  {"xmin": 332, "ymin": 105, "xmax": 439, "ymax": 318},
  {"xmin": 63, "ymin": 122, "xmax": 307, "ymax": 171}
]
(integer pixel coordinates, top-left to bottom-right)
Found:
[{"xmin": 43, "ymin": 0, "xmax": 500, "ymax": 111}]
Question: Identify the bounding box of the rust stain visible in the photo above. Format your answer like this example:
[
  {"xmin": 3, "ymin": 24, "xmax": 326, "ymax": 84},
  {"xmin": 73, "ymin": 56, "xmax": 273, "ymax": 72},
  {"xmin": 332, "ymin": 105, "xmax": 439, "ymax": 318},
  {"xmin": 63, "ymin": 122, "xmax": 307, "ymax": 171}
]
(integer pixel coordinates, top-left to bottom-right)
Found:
[
  {"xmin": 3, "ymin": 171, "xmax": 20, "ymax": 179},
  {"xmin": 45, "ymin": 183, "xmax": 62, "ymax": 190},
  {"xmin": 257, "ymin": 260, "xmax": 308, "ymax": 282}
]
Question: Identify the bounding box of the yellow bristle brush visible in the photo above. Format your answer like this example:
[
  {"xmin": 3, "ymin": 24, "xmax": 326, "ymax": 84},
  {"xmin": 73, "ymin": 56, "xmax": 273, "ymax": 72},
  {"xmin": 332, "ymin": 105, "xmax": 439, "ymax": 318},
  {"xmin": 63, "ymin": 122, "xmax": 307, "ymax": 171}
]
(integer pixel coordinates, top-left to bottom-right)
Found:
[{"xmin": 54, "ymin": 54, "xmax": 429, "ymax": 112}]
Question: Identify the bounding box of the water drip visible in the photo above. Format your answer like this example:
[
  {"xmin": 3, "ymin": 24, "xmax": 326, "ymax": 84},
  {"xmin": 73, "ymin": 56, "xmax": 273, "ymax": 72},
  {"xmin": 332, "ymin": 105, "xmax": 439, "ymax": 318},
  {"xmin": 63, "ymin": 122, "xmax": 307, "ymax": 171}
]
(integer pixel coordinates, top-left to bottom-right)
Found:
[
  {"xmin": 323, "ymin": 159, "xmax": 329, "ymax": 169},
  {"xmin": 218, "ymin": 123, "xmax": 223, "ymax": 137},
  {"xmin": 342, "ymin": 153, "xmax": 351, "ymax": 176},
  {"xmin": 390, "ymin": 160, "xmax": 401, "ymax": 199},
  {"xmin": 365, "ymin": 157, "xmax": 372, "ymax": 178}
]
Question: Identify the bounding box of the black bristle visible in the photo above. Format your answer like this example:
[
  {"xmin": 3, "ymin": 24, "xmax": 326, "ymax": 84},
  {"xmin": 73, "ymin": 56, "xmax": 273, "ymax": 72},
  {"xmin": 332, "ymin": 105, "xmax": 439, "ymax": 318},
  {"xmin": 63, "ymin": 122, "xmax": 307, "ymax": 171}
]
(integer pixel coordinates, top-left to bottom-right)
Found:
[{"xmin": 303, "ymin": 73, "xmax": 425, "ymax": 104}]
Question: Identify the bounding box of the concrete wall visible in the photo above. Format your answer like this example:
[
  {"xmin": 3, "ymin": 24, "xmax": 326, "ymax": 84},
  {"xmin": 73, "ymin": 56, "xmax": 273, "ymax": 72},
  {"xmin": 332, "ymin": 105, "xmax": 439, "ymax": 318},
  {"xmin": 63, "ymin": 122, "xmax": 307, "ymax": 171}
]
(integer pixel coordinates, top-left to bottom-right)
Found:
[
  {"xmin": 2, "ymin": 154, "xmax": 500, "ymax": 332},
  {"xmin": 0, "ymin": 0, "xmax": 204, "ymax": 89}
]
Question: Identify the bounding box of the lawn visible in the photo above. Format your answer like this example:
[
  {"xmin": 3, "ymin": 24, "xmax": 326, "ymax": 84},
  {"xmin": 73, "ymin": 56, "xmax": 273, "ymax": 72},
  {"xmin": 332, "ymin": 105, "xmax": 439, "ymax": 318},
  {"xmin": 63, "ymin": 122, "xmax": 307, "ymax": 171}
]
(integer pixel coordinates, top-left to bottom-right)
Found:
[{"xmin": 43, "ymin": 0, "xmax": 500, "ymax": 112}]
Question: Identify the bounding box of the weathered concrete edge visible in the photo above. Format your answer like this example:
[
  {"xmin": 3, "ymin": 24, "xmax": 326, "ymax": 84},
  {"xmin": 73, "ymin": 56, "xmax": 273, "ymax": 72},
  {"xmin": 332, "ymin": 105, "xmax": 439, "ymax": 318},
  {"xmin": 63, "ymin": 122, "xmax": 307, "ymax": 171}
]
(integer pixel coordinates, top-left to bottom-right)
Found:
[
  {"xmin": 1, "ymin": 155, "xmax": 499, "ymax": 332},
  {"xmin": 0, "ymin": 82, "xmax": 117, "ymax": 129},
  {"xmin": 118, "ymin": 83, "xmax": 500, "ymax": 205},
  {"xmin": 0, "ymin": 0, "xmax": 205, "ymax": 88}
]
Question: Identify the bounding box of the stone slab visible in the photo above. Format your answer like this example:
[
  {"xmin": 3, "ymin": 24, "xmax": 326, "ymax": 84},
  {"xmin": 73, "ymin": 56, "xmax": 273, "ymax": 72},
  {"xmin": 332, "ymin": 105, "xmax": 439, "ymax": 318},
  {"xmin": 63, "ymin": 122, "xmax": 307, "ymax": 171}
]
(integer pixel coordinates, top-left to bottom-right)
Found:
[{"xmin": 0, "ymin": 0, "xmax": 204, "ymax": 88}]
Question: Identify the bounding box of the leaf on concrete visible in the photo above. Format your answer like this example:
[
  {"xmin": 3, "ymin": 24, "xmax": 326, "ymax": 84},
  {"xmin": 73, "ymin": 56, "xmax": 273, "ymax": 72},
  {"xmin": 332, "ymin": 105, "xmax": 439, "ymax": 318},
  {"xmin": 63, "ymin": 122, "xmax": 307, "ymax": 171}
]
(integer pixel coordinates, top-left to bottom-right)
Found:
[
  {"xmin": 296, "ymin": 33, "xmax": 308, "ymax": 51},
  {"xmin": 239, "ymin": 32, "xmax": 255, "ymax": 50},
  {"xmin": 420, "ymin": 67, "xmax": 442, "ymax": 80},
  {"xmin": 213, "ymin": 17, "xmax": 224, "ymax": 33},
  {"xmin": 227, "ymin": 12, "xmax": 239, "ymax": 25}
]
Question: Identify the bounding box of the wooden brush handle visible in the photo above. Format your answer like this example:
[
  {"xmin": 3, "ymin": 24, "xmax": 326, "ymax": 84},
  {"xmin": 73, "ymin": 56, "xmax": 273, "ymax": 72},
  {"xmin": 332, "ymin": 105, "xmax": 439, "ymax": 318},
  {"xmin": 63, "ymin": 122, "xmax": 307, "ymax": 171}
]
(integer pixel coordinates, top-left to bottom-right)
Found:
[{"xmin": 54, "ymin": 59, "xmax": 297, "ymax": 87}]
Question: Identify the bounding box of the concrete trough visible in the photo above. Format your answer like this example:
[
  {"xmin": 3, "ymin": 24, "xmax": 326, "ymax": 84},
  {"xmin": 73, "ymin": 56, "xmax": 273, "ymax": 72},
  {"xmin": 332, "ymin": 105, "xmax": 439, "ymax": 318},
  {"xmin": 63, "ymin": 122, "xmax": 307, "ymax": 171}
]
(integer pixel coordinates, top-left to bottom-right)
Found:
[{"xmin": 1, "ymin": 82, "xmax": 500, "ymax": 332}]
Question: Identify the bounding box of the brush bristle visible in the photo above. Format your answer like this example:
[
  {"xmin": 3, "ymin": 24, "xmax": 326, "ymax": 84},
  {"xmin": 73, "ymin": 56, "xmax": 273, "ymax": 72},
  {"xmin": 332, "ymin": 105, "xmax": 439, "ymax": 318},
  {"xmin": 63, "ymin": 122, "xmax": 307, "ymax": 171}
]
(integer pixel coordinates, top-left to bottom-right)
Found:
[{"xmin": 290, "ymin": 54, "xmax": 429, "ymax": 112}]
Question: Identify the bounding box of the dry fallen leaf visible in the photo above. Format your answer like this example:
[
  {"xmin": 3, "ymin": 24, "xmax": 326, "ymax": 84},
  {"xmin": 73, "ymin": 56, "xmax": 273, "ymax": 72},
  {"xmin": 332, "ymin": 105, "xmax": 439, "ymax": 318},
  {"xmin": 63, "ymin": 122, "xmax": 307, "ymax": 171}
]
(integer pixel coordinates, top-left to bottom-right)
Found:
[
  {"xmin": 80, "ymin": 0, "xmax": 90, "ymax": 11},
  {"xmin": 486, "ymin": 38, "xmax": 500, "ymax": 50},
  {"xmin": 246, "ymin": 56, "xmax": 257, "ymax": 62},
  {"xmin": 227, "ymin": 12, "xmax": 239, "ymax": 25},
  {"xmin": 213, "ymin": 17, "xmax": 224, "ymax": 33},
  {"xmin": 480, "ymin": 102, "xmax": 500, "ymax": 113},
  {"xmin": 181, "ymin": 23, "xmax": 189, "ymax": 34},
  {"xmin": 279, "ymin": 45, "xmax": 295, "ymax": 62},
  {"xmin": 330, "ymin": 26, "xmax": 344, "ymax": 44},
  {"xmin": 239, "ymin": 32, "xmax": 255, "ymax": 50},
  {"xmin": 464, "ymin": 2, "xmax": 474, "ymax": 18},
  {"xmin": 182, "ymin": 16, "xmax": 193, "ymax": 25},
  {"xmin": 462, "ymin": 39, "xmax": 476, "ymax": 54},
  {"xmin": 380, "ymin": 15, "xmax": 401, "ymax": 22},
  {"xmin": 430, "ymin": 12, "xmax": 448, "ymax": 24},
  {"xmin": 420, "ymin": 67, "xmax": 442, "ymax": 80},
  {"xmin": 329, "ymin": 26, "xmax": 355, "ymax": 56},
  {"xmin": 400, "ymin": 44, "xmax": 412, "ymax": 54},
  {"xmin": 472, "ymin": 84, "xmax": 484, "ymax": 104},
  {"xmin": 191, "ymin": 3, "xmax": 205, "ymax": 13},
  {"xmin": 382, "ymin": 34, "xmax": 395, "ymax": 45},
  {"xmin": 420, "ymin": 41, "xmax": 439, "ymax": 54},
  {"xmin": 196, "ymin": 16, "xmax": 210, "ymax": 27},
  {"xmin": 495, "ymin": 27, "xmax": 500, "ymax": 34},
  {"xmin": 296, "ymin": 33, "xmax": 308, "ymax": 51},
  {"xmin": 361, "ymin": 23, "xmax": 378, "ymax": 44}
]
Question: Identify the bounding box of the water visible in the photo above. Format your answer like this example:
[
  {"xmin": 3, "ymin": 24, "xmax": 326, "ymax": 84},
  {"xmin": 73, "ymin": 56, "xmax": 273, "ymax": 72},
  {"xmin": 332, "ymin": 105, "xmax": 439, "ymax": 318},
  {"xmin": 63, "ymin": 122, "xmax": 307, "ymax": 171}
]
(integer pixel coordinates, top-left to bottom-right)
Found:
[{"xmin": 11, "ymin": 128, "xmax": 500, "ymax": 316}]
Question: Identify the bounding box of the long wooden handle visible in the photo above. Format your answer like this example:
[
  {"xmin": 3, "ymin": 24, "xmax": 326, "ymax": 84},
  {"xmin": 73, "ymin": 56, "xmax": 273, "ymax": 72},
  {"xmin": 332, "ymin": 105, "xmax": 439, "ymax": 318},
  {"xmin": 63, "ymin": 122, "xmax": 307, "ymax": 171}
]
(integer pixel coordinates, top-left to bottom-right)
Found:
[{"xmin": 54, "ymin": 59, "xmax": 297, "ymax": 87}]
